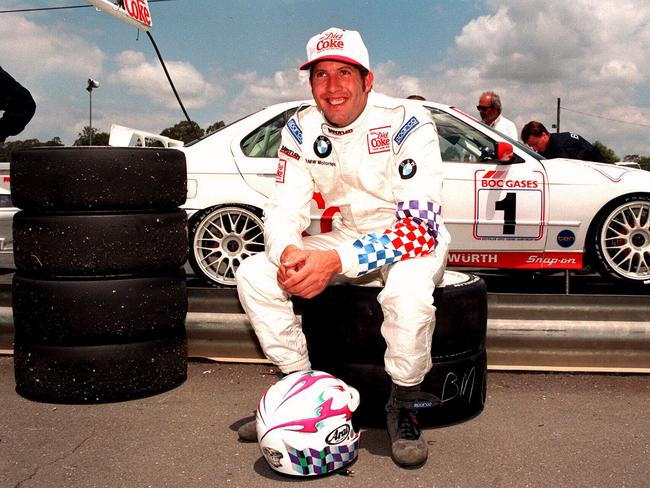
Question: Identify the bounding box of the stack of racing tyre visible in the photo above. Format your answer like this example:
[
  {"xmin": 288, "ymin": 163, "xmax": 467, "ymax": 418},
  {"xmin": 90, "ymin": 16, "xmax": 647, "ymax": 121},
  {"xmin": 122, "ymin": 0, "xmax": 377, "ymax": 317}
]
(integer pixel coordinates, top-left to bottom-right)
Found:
[
  {"xmin": 301, "ymin": 270, "xmax": 488, "ymax": 427},
  {"xmin": 10, "ymin": 147, "xmax": 189, "ymax": 403}
]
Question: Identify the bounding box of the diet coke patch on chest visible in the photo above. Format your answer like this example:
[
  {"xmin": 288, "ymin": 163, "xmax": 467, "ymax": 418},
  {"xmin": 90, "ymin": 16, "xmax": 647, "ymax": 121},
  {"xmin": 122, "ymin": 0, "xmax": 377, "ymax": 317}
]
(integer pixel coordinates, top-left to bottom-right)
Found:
[{"xmin": 367, "ymin": 126, "xmax": 391, "ymax": 154}]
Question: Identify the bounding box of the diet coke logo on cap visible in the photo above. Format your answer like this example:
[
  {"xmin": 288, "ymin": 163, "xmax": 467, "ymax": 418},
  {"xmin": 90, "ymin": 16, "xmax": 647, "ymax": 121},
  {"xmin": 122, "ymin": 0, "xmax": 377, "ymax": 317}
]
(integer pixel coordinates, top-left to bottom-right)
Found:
[{"xmin": 300, "ymin": 27, "xmax": 370, "ymax": 71}]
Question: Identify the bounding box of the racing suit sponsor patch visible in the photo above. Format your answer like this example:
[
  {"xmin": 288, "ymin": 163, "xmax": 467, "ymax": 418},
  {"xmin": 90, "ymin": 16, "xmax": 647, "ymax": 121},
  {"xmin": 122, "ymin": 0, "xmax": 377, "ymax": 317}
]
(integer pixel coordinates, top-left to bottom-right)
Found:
[
  {"xmin": 306, "ymin": 158, "xmax": 336, "ymax": 167},
  {"xmin": 314, "ymin": 135, "xmax": 332, "ymax": 158},
  {"xmin": 398, "ymin": 159, "xmax": 417, "ymax": 179},
  {"xmin": 279, "ymin": 145, "xmax": 300, "ymax": 160},
  {"xmin": 276, "ymin": 159, "xmax": 287, "ymax": 183},
  {"xmin": 327, "ymin": 126, "xmax": 353, "ymax": 136},
  {"xmin": 287, "ymin": 118, "xmax": 303, "ymax": 145},
  {"xmin": 394, "ymin": 116, "xmax": 419, "ymax": 146},
  {"xmin": 367, "ymin": 126, "xmax": 390, "ymax": 154}
]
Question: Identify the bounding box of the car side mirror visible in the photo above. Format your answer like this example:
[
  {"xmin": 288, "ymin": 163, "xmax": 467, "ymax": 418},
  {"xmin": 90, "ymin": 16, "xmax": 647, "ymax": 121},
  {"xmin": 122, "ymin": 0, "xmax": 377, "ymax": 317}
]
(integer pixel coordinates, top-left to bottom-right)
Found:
[{"xmin": 497, "ymin": 142, "xmax": 524, "ymax": 164}]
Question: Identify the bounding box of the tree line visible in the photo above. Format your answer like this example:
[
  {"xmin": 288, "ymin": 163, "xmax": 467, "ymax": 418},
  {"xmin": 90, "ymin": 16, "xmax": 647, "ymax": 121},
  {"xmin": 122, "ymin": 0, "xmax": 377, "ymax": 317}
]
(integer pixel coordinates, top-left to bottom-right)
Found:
[
  {"xmin": 1, "ymin": 119, "xmax": 648, "ymax": 170},
  {"xmin": 0, "ymin": 119, "xmax": 225, "ymax": 160}
]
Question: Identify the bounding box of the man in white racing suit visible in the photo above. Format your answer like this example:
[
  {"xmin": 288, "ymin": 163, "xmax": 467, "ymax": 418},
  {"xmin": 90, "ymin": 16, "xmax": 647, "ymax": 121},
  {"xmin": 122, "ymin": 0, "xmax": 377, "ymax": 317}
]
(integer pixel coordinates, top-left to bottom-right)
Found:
[{"xmin": 235, "ymin": 27, "xmax": 449, "ymax": 468}]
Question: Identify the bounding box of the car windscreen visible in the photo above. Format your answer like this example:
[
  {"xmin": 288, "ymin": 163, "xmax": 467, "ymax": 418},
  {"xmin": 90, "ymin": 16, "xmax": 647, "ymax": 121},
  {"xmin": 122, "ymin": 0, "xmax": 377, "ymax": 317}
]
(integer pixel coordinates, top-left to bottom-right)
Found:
[{"xmin": 426, "ymin": 107, "xmax": 544, "ymax": 161}]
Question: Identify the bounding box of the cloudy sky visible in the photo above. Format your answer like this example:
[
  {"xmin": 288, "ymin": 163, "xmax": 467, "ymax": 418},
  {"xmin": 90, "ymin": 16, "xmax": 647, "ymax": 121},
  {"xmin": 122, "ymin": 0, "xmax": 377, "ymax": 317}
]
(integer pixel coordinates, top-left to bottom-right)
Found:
[{"xmin": 1, "ymin": 0, "xmax": 649, "ymax": 157}]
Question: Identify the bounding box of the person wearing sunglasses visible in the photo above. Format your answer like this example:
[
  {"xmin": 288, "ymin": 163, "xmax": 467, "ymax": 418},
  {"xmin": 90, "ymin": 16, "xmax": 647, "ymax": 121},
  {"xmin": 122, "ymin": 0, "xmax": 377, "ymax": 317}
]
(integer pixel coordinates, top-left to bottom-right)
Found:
[{"xmin": 476, "ymin": 91, "xmax": 518, "ymax": 140}]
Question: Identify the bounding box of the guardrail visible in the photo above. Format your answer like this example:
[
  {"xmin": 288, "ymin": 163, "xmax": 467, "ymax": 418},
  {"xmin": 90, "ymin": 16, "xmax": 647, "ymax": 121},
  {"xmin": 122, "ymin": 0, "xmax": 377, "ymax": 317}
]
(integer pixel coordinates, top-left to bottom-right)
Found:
[{"xmin": 1, "ymin": 285, "xmax": 648, "ymax": 373}]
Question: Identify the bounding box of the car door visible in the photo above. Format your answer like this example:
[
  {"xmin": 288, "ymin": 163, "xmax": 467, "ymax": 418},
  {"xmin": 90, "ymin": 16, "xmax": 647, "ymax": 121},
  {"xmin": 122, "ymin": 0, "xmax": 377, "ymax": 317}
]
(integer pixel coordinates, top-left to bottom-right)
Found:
[
  {"xmin": 428, "ymin": 108, "xmax": 550, "ymax": 269},
  {"xmin": 231, "ymin": 107, "xmax": 298, "ymax": 197},
  {"xmin": 230, "ymin": 103, "xmax": 333, "ymax": 235}
]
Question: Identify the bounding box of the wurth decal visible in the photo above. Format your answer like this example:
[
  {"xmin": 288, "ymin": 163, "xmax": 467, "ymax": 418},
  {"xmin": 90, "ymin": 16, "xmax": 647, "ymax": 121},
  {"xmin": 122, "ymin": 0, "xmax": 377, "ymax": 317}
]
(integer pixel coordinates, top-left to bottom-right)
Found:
[{"xmin": 448, "ymin": 251, "xmax": 582, "ymax": 269}]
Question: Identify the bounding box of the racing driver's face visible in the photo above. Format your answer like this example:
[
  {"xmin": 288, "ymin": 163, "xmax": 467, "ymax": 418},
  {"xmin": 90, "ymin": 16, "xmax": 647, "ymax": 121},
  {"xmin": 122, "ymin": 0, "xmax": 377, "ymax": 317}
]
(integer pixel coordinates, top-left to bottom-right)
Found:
[{"xmin": 310, "ymin": 60, "xmax": 373, "ymax": 127}]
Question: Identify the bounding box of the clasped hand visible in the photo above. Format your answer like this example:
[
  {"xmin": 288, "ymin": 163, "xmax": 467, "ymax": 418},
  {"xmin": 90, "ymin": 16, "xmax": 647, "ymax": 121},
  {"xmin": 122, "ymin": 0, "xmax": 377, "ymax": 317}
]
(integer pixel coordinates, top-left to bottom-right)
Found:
[{"xmin": 277, "ymin": 245, "xmax": 342, "ymax": 299}]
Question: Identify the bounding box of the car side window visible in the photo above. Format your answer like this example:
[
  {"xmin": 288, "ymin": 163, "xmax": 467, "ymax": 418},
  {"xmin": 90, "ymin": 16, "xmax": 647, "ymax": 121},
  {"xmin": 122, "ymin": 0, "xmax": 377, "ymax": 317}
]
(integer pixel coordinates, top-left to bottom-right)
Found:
[
  {"xmin": 426, "ymin": 108, "xmax": 498, "ymax": 163},
  {"xmin": 241, "ymin": 108, "xmax": 298, "ymax": 158}
]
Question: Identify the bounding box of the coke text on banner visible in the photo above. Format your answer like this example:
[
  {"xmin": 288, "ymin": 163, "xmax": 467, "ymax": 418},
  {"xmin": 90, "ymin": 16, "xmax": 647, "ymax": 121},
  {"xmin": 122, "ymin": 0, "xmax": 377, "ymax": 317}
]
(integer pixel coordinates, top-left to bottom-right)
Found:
[{"xmin": 85, "ymin": 0, "xmax": 153, "ymax": 31}]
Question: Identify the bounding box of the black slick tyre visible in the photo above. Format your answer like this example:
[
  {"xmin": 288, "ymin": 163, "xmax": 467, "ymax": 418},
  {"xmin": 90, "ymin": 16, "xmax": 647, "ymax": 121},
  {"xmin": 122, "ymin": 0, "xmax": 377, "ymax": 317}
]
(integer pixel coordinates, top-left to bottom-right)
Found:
[
  {"xmin": 12, "ymin": 272, "xmax": 187, "ymax": 345},
  {"xmin": 302, "ymin": 271, "xmax": 487, "ymax": 364},
  {"xmin": 14, "ymin": 333, "xmax": 188, "ymax": 404},
  {"xmin": 10, "ymin": 147, "xmax": 187, "ymax": 211},
  {"xmin": 13, "ymin": 210, "xmax": 188, "ymax": 277},
  {"xmin": 301, "ymin": 271, "xmax": 488, "ymax": 427},
  {"xmin": 332, "ymin": 348, "xmax": 487, "ymax": 428}
]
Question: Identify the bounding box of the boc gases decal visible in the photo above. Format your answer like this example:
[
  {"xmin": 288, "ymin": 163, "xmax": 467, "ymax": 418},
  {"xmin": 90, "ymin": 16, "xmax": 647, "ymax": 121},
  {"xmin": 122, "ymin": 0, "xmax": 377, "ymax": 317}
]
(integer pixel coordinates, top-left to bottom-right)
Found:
[{"xmin": 473, "ymin": 169, "xmax": 546, "ymax": 240}]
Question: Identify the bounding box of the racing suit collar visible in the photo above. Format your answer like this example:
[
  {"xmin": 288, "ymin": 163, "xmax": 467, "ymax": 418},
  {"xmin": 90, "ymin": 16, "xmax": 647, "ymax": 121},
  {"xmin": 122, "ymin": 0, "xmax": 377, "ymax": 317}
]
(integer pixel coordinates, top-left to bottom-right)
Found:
[{"xmin": 320, "ymin": 90, "xmax": 376, "ymax": 138}]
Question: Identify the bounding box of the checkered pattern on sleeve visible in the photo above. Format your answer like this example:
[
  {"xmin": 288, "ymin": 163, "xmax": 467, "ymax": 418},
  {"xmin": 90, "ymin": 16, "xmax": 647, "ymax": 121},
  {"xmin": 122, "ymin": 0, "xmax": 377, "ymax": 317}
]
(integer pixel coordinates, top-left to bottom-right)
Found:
[
  {"xmin": 386, "ymin": 217, "xmax": 436, "ymax": 256},
  {"xmin": 350, "ymin": 199, "xmax": 440, "ymax": 277},
  {"xmin": 397, "ymin": 199, "xmax": 441, "ymax": 238}
]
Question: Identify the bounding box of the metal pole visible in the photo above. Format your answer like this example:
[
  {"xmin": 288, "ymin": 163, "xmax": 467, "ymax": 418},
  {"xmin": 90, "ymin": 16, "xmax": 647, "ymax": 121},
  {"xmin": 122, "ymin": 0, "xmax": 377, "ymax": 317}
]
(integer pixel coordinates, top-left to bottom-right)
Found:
[
  {"xmin": 556, "ymin": 97, "xmax": 560, "ymax": 133},
  {"xmin": 89, "ymin": 89, "xmax": 93, "ymax": 146}
]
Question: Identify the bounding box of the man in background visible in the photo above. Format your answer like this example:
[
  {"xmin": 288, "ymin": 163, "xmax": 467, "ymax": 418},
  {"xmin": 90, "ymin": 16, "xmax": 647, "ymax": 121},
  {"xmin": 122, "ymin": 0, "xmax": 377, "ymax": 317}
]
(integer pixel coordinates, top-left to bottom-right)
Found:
[
  {"xmin": 476, "ymin": 91, "xmax": 518, "ymax": 140},
  {"xmin": 521, "ymin": 121, "xmax": 603, "ymax": 162}
]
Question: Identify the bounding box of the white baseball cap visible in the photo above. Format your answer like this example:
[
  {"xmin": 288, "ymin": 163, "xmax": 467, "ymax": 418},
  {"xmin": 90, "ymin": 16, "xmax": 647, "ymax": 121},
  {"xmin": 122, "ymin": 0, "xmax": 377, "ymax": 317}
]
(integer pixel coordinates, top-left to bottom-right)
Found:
[{"xmin": 300, "ymin": 27, "xmax": 370, "ymax": 71}]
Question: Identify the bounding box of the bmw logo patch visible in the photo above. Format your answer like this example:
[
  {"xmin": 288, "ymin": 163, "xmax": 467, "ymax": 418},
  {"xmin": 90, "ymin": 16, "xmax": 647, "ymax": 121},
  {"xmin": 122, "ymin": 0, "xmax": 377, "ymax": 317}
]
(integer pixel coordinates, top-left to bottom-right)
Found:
[
  {"xmin": 399, "ymin": 159, "xmax": 417, "ymax": 179},
  {"xmin": 557, "ymin": 229, "xmax": 576, "ymax": 248},
  {"xmin": 314, "ymin": 136, "xmax": 332, "ymax": 158}
]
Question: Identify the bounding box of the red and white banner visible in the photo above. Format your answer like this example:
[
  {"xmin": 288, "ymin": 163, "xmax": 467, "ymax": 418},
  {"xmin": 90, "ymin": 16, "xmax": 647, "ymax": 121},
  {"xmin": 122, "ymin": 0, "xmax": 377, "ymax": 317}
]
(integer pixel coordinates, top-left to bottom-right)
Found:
[{"xmin": 85, "ymin": 0, "xmax": 153, "ymax": 31}]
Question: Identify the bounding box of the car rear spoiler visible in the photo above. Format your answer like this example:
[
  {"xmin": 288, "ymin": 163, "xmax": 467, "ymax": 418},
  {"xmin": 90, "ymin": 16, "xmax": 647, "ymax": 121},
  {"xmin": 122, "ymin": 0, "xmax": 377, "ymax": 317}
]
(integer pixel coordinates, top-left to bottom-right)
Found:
[{"xmin": 108, "ymin": 124, "xmax": 184, "ymax": 148}]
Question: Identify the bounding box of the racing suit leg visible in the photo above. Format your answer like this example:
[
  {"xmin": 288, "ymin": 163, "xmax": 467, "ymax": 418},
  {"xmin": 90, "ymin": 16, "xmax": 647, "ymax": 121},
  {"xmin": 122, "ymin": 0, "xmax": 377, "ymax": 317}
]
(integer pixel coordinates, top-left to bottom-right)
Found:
[
  {"xmin": 378, "ymin": 240, "xmax": 448, "ymax": 387},
  {"xmin": 235, "ymin": 229, "xmax": 355, "ymax": 375}
]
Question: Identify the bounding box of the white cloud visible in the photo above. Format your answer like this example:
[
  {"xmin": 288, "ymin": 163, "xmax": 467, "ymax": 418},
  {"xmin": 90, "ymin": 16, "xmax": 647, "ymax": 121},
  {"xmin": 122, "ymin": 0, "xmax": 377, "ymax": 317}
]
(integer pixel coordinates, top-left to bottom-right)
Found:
[
  {"xmin": 110, "ymin": 50, "xmax": 223, "ymax": 110},
  {"xmin": 423, "ymin": 0, "xmax": 650, "ymax": 156},
  {"xmin": 0, "ymin": 15, "xmax": 104, "ymax": 81},
  {"xmin": 228, "ymin": 69, "xmax": 311, "ymax": 118},
  {"xmin": 373, "ymin": 61, "xmax": 425, "ymax": 99}
]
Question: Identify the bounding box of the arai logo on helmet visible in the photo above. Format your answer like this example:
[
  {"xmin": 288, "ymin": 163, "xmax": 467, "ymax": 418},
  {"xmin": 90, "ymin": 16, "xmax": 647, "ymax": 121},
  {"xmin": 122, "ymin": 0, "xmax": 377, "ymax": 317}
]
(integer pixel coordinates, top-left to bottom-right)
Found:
[
  {"xmin": 325, "ymin": 424, "xmax": 351, "ymax": 445},
  {"xmin": 316, "ymin": 32, "xmax": 344, "ymax": 52}
]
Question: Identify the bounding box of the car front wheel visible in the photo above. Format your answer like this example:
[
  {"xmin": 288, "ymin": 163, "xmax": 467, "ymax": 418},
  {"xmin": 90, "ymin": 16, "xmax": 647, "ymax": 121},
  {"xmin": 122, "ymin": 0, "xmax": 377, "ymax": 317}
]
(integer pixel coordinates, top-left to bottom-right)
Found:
[
  {"xmin": 188, "ymin": 205, "xmax": 265, "ymax": 286},
  {"xmin": 590, "ymin": 195, "xmax": 650, "ymax": 286}
]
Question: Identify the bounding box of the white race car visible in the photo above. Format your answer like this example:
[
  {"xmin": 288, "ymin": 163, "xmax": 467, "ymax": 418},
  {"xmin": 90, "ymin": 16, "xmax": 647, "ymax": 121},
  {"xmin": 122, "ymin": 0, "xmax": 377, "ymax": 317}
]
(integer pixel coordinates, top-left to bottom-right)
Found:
[
  {"xmin": 118, "ymin": 100, "xmax": 650, "ymax": 288},
  {"xmin": 0, "ymin": 164, "xmax": 16, "ymax": 268}
]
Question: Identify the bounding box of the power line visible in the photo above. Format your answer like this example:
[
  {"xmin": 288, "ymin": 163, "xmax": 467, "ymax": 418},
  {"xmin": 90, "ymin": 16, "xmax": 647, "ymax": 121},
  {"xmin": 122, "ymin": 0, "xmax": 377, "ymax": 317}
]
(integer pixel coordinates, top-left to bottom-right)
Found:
[
  {"xmin": 560, "ymin": 106, "xmax": 650, "ymax": 129},
  {"xmin": 0, "ymin": 1, "xmax": 175, "ymax": 14}
]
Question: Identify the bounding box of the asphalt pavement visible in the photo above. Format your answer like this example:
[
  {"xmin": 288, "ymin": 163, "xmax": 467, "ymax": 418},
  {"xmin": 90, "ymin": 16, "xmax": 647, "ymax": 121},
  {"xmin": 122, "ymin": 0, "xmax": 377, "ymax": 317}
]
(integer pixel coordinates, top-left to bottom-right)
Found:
[{"xmin": 1, "ymin": 357, "xmax": 648, "ymax": 488}]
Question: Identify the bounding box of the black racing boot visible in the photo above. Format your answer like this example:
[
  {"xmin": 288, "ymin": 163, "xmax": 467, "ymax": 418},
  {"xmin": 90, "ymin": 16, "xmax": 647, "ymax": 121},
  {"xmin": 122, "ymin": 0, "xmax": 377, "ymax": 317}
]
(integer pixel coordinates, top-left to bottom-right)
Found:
[
  {"xmin": 237, "ymin": 417, "xmax": 258, "ymax": 442},
  {"xmin": 385, "ymin": 383, "xmax": 438, "ymax": 468}
]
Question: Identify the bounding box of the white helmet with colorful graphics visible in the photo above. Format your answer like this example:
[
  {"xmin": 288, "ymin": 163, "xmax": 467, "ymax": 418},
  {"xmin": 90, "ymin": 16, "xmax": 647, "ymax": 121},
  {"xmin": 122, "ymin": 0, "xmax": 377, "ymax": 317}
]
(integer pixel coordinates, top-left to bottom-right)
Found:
[{"xmin": 256, "ymin": 370, "xmax": 361, "ymax": 476}]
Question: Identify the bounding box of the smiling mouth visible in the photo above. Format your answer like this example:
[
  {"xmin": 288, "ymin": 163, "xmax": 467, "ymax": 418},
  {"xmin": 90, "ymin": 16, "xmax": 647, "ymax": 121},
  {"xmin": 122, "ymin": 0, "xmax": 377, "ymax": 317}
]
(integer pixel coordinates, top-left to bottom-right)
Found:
[{"xmin": 328, "ymin": 98, "xmax": 346, "ymax": 106}]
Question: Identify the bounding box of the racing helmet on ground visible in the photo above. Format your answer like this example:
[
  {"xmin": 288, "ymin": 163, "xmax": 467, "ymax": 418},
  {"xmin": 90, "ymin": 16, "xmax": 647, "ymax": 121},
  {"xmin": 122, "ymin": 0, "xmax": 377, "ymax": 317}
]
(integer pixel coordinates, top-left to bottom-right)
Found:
[{"xmin": 256, "ymin": 370, "xmax": 361, "ymax": 476}]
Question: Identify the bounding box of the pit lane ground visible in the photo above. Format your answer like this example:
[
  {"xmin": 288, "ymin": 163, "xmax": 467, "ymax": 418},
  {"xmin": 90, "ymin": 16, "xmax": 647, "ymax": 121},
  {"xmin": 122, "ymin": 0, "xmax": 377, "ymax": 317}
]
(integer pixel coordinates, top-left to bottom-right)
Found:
[{"xmin": 1, "ymin": 358, "xmax": 648, "ymax": 488}]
